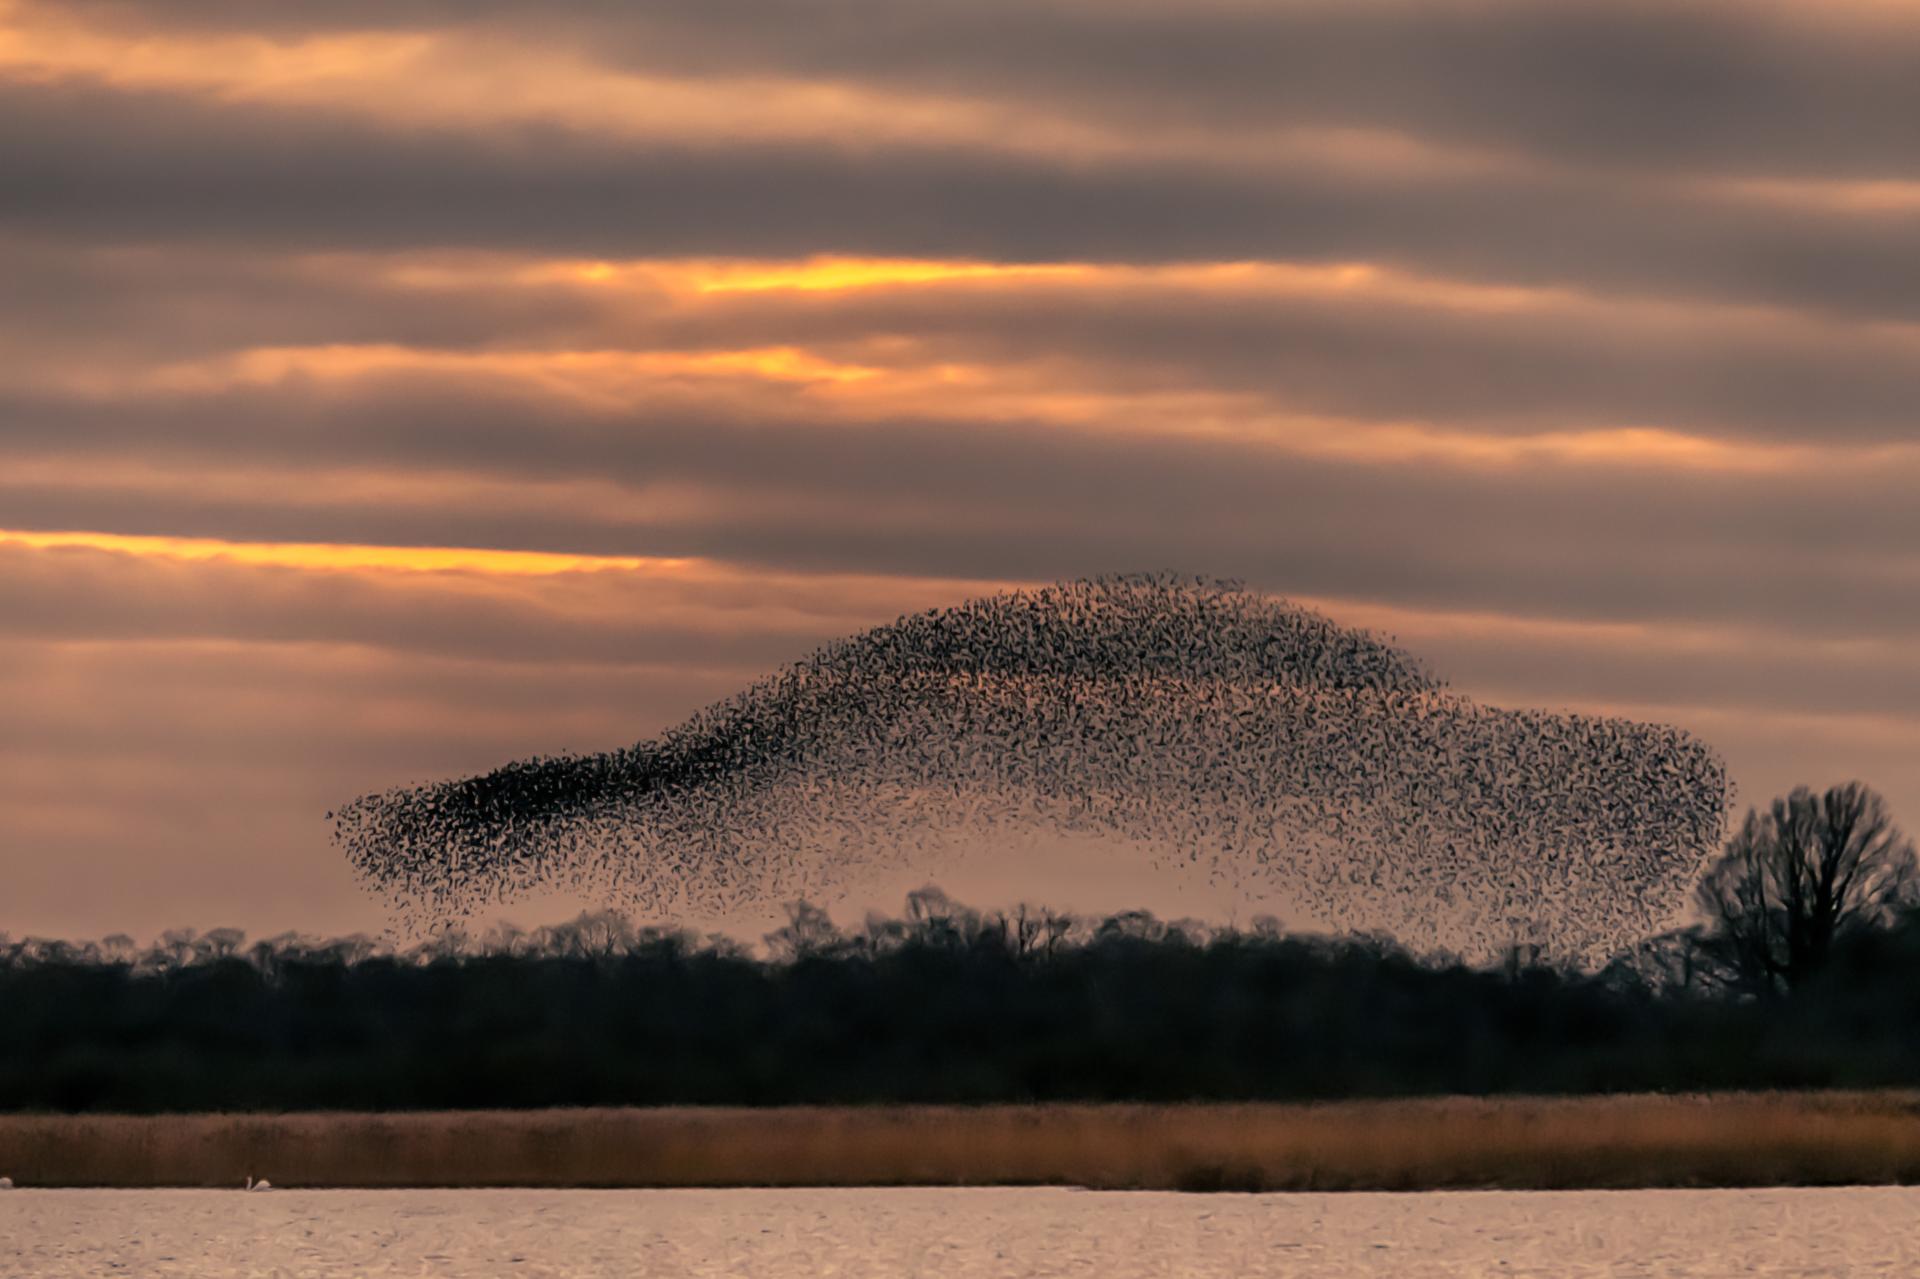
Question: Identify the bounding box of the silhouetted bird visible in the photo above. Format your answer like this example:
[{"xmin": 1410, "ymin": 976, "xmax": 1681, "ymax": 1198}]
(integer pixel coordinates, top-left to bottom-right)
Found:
[{"xmin": 334, "ymin": 575, "xmax": 1728, "ymax": 959}]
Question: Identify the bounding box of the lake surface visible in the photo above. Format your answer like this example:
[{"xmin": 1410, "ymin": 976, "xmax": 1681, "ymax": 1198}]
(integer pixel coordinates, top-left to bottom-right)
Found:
[{"xmin": 4, "ymin": 1185, "xmax": 1915, "ymax": 1277}]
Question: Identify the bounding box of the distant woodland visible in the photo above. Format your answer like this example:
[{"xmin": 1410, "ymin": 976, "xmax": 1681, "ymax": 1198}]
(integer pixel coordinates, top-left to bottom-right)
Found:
[{"xmin": 6, "ymin": 783, "xmax": 1920, "ymax": 1113}]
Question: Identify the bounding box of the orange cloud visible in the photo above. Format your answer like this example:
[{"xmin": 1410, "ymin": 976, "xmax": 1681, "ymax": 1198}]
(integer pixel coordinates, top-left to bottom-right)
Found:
[
  {"xmin": 31, "ymin": 329, "xmax": 1896, "ymax": 482},
  {"xmin": 510, "ymin": 254, "xmax": 1549, "ymax": 310},
  {"xmin": 680, "ymin": 258, "xmax": 1099, "ymax": 295},
  {"xmin": 131, "ymin": 343, "xmax": 884, "ymax": 408},
  {"xmin": 0, "ymin": 530, "xmax": 1023, "ymax": 622},
  {"xmin": 0, "ymin": 529, "xmax": 696, "ymax": 577}
]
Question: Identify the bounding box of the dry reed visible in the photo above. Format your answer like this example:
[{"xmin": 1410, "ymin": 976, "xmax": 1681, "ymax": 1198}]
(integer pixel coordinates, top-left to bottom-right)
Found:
[{"xmin": 4, "ymin": 1093, "xmax": 1920, "ymax": 1190}]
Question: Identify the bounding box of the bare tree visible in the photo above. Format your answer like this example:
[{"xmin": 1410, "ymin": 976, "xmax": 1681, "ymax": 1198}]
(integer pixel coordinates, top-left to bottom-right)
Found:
[
  {"xmin": 1599, "ymin": 925, "xmax": 1722, "ymax": 994},
  {"xmin": 156, "ymin": 927, "xmax": 200, "ymax": 969},
  {"xmin": 201, "ymin": 927, "xmax": 247, "ymax": 961},
  {"xmin": 1006, "ymin": 903, "xmax": 1044, "ymax": 957},
  {"xmin": 1096, "ymin": 909, "xmax": 1166, "ymax": 943},
  {"xmin": 904, "ymin": 886, "xmax": 981, "ymax": 947},
  {"xmin": 1039, "ymin": 906, "xmax": 1079, "ymax": 957},
  {"xmin": 481, "ymin": 920, "xmax": 529, "ymax": 958},
  {"xmin": 764, "ymin": 900, "xmax": 844, "ymax": 962},
  {"xmin": 570, "ymin": 910, "xmax": 635, "ymax": 959},
  {"xmin": 1695, "ymin": 782, "xmax": 1917, "ymax": 993},
  {"xmin": 411, "ymin": 926, "xmax": 472, "ymax": 964}
]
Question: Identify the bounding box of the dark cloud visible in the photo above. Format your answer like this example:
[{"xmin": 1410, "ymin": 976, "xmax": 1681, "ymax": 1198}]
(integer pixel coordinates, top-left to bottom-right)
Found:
[
  {"xmin": 586, "ymin": 1, "xmax": 1920, "ymax": 182},
  {"xmin": 0, "ymin": 239, "xmax": 628, "ymax": 366},
  {"xmin": 1407, "ymin": 630, "xmax": 1920, "ymax": 725},
  {"xmin": 8, "ymin": 551, "xmax": 1920, "ymax": 724},
  {"xmin": 0, "ymin": 543, "xmax": 846, "ymax": 668},
  {"xmin": 15, "ymin": 239, "xmax": 1920, "ymax": 442},
  {"xmin": 658, "ymin": 287, "xmax": 1920, "ymax": 442},
  {"xmin": 6, "ymin": 81, "xmax": 1920, "ymax": 322},
  {"xmin": 43, "ymin": 0, "xmax": 1920, "ymax": 180},
  {"xmin": 4, "ymin": 384, "xmax": 1919, "ymax": 647}
]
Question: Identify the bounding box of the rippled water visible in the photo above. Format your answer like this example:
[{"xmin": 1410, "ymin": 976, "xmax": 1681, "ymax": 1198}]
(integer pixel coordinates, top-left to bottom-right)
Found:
[{"xmin": 4, "ymin": 1185, "xmax": 1916, "ymax": 1277}]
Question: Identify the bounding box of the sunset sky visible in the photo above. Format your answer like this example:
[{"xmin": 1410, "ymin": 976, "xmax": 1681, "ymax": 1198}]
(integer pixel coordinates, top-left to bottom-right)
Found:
[{"xmin": 5, "ymin": 0, "xmax": 1920, "ymax": 940}]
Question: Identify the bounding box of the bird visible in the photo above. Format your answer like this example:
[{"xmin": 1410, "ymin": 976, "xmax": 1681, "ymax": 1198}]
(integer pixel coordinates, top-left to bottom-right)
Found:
[
  {"xmin": 245, "ymin": 1176, "xmax": 273, "ymax": 1191},
  {"xmin": 331, "ymin": 575, "xmax": 1728, "ymax": 962}
]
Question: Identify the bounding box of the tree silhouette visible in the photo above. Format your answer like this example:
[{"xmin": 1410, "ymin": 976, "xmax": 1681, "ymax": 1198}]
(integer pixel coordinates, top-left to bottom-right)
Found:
[
  {"xmin": 1695, "ymin": 782, "xmax": 1918, "ymax": 993},
  {"xmin": 13, "ymin": 884, "xmax": 1920, "ymax": 1110}
]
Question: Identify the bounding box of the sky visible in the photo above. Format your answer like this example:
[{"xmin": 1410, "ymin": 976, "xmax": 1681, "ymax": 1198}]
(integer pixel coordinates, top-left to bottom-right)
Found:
[{"xmin": 4, "ymin": 0, "xmax": 1919, "ymax": 941}]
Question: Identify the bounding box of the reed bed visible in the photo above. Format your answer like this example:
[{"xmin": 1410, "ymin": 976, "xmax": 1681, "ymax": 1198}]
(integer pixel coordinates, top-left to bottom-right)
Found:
[{"xmin": 4, "ymin": 1093, "xmax": 1920, "ymax": 1191}]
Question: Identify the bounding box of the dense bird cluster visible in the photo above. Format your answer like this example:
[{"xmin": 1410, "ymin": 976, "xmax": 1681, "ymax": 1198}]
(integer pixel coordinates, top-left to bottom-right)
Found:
[{"xmin": 333, "ymin": 576, "xmax": 1729, "ymax": 958}]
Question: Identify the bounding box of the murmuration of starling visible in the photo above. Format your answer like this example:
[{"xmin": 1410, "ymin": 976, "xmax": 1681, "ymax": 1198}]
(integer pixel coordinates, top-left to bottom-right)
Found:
[{"xmin": 333, "ymin": 575, "xmax": 1729, "ymax": 959}]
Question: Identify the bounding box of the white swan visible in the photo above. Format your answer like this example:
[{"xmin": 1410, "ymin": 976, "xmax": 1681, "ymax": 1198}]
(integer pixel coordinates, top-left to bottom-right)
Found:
[{"xmin": 245, "ymin": 1176, "xmax": 273, "ymax": 1191}]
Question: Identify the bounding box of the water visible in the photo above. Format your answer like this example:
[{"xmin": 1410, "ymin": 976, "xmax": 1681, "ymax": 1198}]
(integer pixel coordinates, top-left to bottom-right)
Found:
[{"xmin": 4, "ymin": 1186, "xmax": 1916, "ymax": 1277}]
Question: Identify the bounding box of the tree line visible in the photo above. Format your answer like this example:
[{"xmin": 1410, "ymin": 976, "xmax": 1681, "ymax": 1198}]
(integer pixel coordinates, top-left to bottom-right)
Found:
[{"xmin": 2, "ymin": 782, "xmax": 1916, "ymax": 1112}]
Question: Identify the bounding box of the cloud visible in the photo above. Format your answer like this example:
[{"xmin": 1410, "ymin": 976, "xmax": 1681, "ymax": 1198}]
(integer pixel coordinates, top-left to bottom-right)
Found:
[
  {"xmin": 33, "ymin": 0, "xmax": 1920, "ymax": 181},
  {"xmin": 4, "ymin": 389, "xmax": 1920, "ymax": 647},
  {"xmin": 5, "ymin": 72, "xmax": 1920, "ymax": 321},
  {"xmin": 0, "ymin": 540, "xmax": 1014, "ymax": 667},
  {"xmin": 14, "ymin": 243, "xmax": 1920, "ymax": 444}
]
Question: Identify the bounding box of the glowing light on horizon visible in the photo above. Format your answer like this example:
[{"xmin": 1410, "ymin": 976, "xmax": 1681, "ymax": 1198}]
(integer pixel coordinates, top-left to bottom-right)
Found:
[
  {"xmin": 0, "ymin": 529, "xmax": 700, "ymax": 577},
  {"xmin": 139, "ymin": 344, "xmax": 885, "ymax": 398},
  {"xmin": 685, "ymin": 258, "xmax": 1098, "ymax": 294}
]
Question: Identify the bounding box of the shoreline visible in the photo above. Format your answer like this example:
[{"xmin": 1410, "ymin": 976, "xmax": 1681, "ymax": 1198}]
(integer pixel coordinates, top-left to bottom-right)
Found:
[{"xmin": 6, "ymin": 1092, "xmax": 1920, "ymax": 1192}]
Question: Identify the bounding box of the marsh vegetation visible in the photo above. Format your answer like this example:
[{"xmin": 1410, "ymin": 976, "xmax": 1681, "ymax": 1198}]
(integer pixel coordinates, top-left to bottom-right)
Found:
[{"xmin": 7, "ymin": 1094, "xmax": 1920, "ymax": 1190}]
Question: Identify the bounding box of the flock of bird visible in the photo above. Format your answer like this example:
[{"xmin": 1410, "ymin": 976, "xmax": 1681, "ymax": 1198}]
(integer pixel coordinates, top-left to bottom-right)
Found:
[{"xmin": 333, "ymin": 575, "xmax": 1730, "ymax": 959}]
